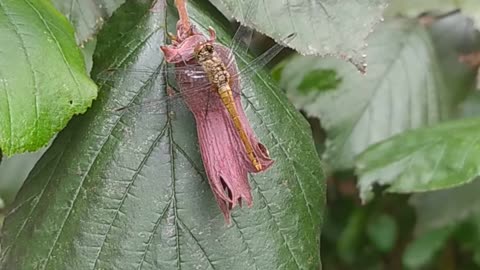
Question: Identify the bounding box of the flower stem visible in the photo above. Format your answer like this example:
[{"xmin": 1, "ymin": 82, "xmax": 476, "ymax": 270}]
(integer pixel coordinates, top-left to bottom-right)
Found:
[{"xmin": 175, "ymin": 0, "xmax": 191, "ymax": 34}]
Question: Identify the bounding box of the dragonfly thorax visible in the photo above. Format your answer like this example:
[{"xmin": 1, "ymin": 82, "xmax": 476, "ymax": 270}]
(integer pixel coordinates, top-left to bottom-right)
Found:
[{"xmin": 195, "ymin": 43, "xmax": 231, "ymax": 88}]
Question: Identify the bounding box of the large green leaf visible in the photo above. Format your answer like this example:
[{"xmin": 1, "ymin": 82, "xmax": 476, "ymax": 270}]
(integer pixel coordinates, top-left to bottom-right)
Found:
[
  {"xmin": 410, "ymin": 178, "xmax": 480, "ymax": 234},
  {"xmin": 0, "ymin": 0, "xmax": 97, "ymax": 156},
  {"xmin": 356, "ymin": 117, "xmax": 480, "ymax": 202},
  {"xmin": 281, "ymin": 19, "xmax": 461, "ymax": 170},
  {"xmin": 208, "ymin": 0, "xmax": 388, "ymax": 69},
  {"xmin": 386, "ymin": 0, "xmax": 480, "ymax": 30},
  {"xmin": 0, "ymin": 0, "xmax": 325, "ymax": 269},
  {"xmin": 52, "ymin": 0, "xmax": 125, "ymax": 44}
]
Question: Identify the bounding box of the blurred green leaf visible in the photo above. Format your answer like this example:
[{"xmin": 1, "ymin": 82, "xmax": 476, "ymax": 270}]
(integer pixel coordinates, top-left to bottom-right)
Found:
[
  {"xmin": 386, "ymin": 0, "xmax": 480, "ymax": 30},
  {"xmin": 357, "ymin": 117, "xmax": 480, "ymax": 202},
  {"xmin": 0, "ymin": 0, "xmax": 97, "ymax": 156},
  {"xmin": 52, "ymin": 0, "xmax": 125, "ymax": 44},
  {"xmin": 449, "ymin": 214, "xmax": 480, "ymax": 267},
  {"xmin": 208, "ymin": 0, "xmax": 389, "ymax": 69},
  {"xmin": 337, "ymin": 208, "xmax": 368, "ymax": 263},
  {"xmin": 0, "ymin": 149, "xmax": 47, "ymax": 204},
  {"xmin": 271, "ymin": 57, "xmax": 288, "ymax": 83},
  {"xmin": 460, "ymin": 92, "xmax": 480, "ymax": 118},
  {"xmin": 474, "ymin": 250, "xmax": 480, "ymax": 266},
  {"xmin": 403, "ymin": 227, "xmax": 453, "ymax": 269},
  {"xmin": 298, "ymin": 69, "xmax": 341, "ymax": 94},
  {"xmin": 281, "ymin": 19, "xmax": 464, "ymax": 170},
  {"xmin": 455, "ymin": 215, "xmax": 480, "ymax": 256},
  {"xmin": 366, "ymin": 214, "xmax": 397, "ymax": 253},
  {"xmin": 411, "ymin": 179, "xmax": 480, "ymax": 234},
  {"xmin": 0, "ymin": 0, "xmax": 325, "ymax": 269}
]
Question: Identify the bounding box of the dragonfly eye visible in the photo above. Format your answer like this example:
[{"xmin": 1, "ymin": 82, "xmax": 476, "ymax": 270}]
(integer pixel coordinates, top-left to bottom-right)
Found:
[{"xmin": 205, "ymin": 44, "xmax": 214, "ymax": 53}]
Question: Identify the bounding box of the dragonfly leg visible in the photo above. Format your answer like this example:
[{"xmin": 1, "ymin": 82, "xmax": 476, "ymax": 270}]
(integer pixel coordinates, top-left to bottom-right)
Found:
[{"xmin": 167, "ymin": 32, "xmax": 178, "ymax": 42}]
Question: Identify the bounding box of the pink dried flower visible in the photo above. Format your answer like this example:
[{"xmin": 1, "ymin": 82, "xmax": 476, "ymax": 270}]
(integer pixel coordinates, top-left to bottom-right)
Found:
[{"xmin": 160, "ymin": 22, "xmax": 273, "ymax": 222}]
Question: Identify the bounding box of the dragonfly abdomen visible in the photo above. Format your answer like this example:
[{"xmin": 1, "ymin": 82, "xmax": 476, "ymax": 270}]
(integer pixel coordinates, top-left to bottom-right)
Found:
[{"xmin": 218, "ymin": 85, "xmax": 262, "ymax": 172}]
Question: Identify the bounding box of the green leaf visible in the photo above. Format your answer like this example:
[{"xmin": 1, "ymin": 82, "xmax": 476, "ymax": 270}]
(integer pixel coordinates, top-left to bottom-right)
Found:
[
  {"xmin": 337, "ymin": 208, "xmax": 368, "ymax": 263},
  {"xmin": 455, "ymin": 215, "xmax": 480, "ymax": 247},
  {"xmin": 0, "ymin": 0, "xmax": 97, "ymax": 156},
  {"xmin": 297, "ymin": 69, "xmax": 341, "ymax": 94},
  {"xmin": 271, "ymin": 59, "xmax": 287, "ymax": 83},
  {"xmin": 460, "ymin": 92, "xmax": 480, "ymax": 118},
  {"xmin": 208, "ymin": 0, "xmax": 389, "ymax": 69},
  {"xmin": 0, "ymin": 149, "xmax": 46, "ymax": 204},
  {"xmin": 411, "ymin": 178, "xmax": 480, "ymax": 234},
  {"xmin": 474, "ymin": 249, "xmax": 480, "ymax": 266},
  {"xmin": 357, "ymin": 117, "xmax": 480, "ymax": 202},
  {"xmin": 282, "ymin": 19, "xmax": 460, "ymax": 170},
  {"xmin": 403, "ymin": 227, "xmax": 453, "ymax": 269},
  {"xmin": 366, "ymin": 214, "xmax": 397, "ymax": 253},
  {"xmin": 0, "ymin": 0, "xmax": 325, "ymax": 269},
  {"xmin": 386, "ymin": 0, "xmax": 480, "ymax": 30},
  {"xmin": 52, "ymin": 0, "xmax": 125, "ymax": 44}
]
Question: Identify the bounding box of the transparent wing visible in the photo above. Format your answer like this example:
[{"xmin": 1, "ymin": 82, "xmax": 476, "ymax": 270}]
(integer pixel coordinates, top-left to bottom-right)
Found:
[
  {"xmin": 95, "ymin": 63, "xmax": 209, "ymax": 85},
  {"xmin": 97, "ymin": 31, "xmax": 295, "ymax": 116},
  {"xmin": 221, "ymin": 0, "xmax": 297, "ymax": 77},
  {"xmin": 221, "ymin": 0, "xmax": 257, "ymax": 67},
  {"xmin": 235, "ymin": 33, "xmax": 296, "ymax": 76},
  {"xmin": 99, "ymin": 67, "xmax": 243, "ymax": 116},
  {"xmin": 97, "ymin": 0, "xmax": 296, "ymax": 117}
]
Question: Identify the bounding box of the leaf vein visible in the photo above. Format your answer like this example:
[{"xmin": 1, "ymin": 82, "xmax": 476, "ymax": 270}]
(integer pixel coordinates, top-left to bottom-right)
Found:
[
  {"xmin": 91, "ymin": 121, "xmax": 169, "ymax": 269},
  {"xmin": 177, "ymin": 218, "xmax": 216, "ymax": 269},
  {"xmin": 230, "ymin": 217, "xmax": 259, "ymax": 270},
  {"xmin": 41, "ymin": 57, "xmax": 165, "ymax": 268},
  {"xmin": 168, "ymin": 120, "xmax": 182, "ymax": 270},
  {"xmin": 138, "ymin": 199, "xmax": 173, "ymax": 270},
  {"xmin": 0, "ymin": 70, "xmax": 12, "ymax": 151},
  {"xmin": 3, "ymin": 145, "xmax": 66, "ymax": 262},
  {"xmin": 251, "ymin": 180, "xmax": 301, "ymax": 268},
  {"xmin": 0, "ymin": 1, "xmax": 40, "ymax": 149},
  {"xmin": 23, "ymin": 0, "xmax": 84, "ymax": 100}
]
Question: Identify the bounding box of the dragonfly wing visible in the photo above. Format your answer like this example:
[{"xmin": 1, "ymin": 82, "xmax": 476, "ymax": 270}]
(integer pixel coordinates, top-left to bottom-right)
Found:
[
  {"xmin": 234, "ymin": 33, "xmax": 297, "ymax": 80},
  {"xmin": 95, "ymin": 64, "xmax": 215, "ymax": 94},
  {"xmin": 223, "ymin": 0, "xmax": 258, "ymax": 68},
  {"xmin": 94, "ymin": 64, "xmax": 209, "ymax": 84},
  {"xmin": 110, "ymin": 85, "xmax": 189, "ymax": 115}
]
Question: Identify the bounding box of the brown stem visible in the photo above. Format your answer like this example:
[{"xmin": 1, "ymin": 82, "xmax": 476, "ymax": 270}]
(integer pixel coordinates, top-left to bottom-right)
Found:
[{"xmin": 175, "ymin": 0, "xmax": 191, "ymax": 32}]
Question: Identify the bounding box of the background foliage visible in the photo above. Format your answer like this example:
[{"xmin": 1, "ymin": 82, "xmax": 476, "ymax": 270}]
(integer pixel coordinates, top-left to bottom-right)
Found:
[{"xmin": 1, "ymin": 0, "xmax": 480, "ymax": 269}]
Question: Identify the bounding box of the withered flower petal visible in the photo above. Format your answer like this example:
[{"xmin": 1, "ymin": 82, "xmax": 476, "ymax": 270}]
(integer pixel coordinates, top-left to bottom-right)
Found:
[{"xmin": 160, "ymin": 23, "xmax": 273, "ymax": 223}]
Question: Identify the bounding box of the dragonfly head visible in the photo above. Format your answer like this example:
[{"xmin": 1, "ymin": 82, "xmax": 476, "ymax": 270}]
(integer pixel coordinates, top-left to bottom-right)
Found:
[{"xmin": 194, "ymin": 43, "xmax": 214, "ymax": 63}]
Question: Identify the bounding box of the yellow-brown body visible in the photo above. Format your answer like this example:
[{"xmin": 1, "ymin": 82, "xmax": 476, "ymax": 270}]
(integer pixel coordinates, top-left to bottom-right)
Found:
[{"xmin": 195, "ymin": 43, "xmax": 262, "ymax": 172}]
